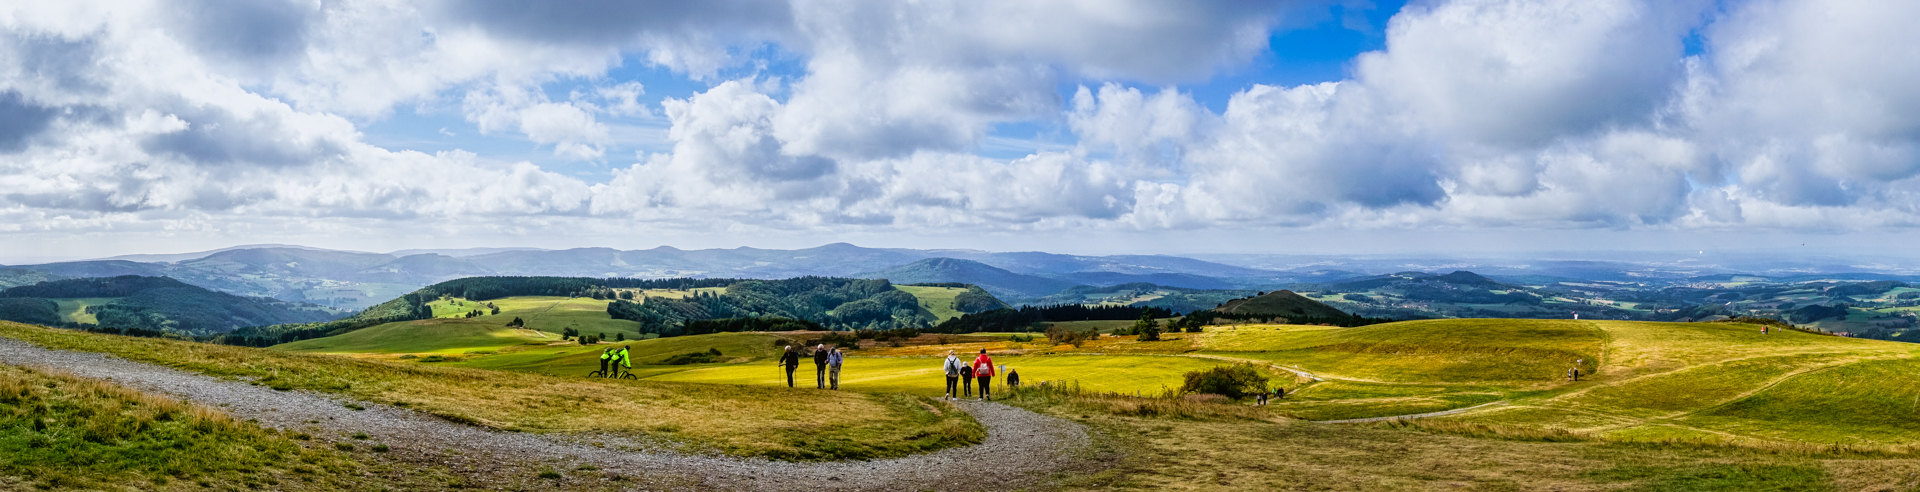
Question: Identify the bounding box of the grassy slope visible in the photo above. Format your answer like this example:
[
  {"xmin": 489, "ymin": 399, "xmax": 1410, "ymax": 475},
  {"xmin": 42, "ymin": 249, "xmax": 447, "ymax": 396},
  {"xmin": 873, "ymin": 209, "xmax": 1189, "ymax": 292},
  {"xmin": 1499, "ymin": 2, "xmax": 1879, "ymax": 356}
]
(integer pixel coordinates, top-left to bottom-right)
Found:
[
  {"xmin": 277, "ymin": 296, "xmax": 647, "ymax": 354},
  {"xmin": 998, "ymin": 388, "xmax": 1904, "ymax": 492},
  {"xmin": 0, "ymin": 321, "xmax": 982, "ymax": 461},
  {"xmin": 1191, "ymin": 318, "xmax": 1920, "ymax": 447},
  {"xmin": 0, "ymin": 364, "xmax": 448, "ymax": 490},
  {"xmin": 1199, "ymin": 318, "xmax": 1605, "ymax": 383},
  {"xmin": 52, "ymin": 297, "xmax": 118, "ymax": 325},
  {"xmin": 447, "ymin": 332, "xmax": 789, "ymax": 374},
  {"xmin": 895, "ymin": 285, "xmax": 968, "ymax": 321}
]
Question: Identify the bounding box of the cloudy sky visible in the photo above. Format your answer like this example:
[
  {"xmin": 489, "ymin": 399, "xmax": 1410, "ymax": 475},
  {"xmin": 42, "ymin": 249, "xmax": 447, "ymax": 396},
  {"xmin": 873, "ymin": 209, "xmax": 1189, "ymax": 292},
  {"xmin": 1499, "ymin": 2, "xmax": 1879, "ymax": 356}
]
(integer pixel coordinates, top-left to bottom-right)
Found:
[{"xmin": 3, "ymin": 0, "xmax": 1918, "ymax": 261}]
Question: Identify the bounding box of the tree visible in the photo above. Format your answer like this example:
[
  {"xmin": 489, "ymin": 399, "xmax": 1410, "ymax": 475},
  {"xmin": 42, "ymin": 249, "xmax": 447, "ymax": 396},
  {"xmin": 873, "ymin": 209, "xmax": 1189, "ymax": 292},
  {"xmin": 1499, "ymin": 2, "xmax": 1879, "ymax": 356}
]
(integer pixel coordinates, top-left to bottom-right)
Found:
[
  {"xmin": 616, "ymin": 332, "xmax": 626, "ymax": 342},
  {"xmin": 507, "ymin": 317, "xmax": 525, "ymax": 327},
  {"xmin": 1133, "ymin": 312, "xmax": 1162, "ymax": 341}
]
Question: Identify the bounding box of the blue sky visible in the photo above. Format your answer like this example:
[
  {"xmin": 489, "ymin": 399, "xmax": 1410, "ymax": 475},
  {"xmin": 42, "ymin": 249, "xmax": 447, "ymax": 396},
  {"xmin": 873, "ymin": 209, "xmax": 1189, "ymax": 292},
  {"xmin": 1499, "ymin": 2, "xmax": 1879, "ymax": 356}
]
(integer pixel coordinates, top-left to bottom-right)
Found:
[
  {"xmin": 362, "ymin": 1, "xmax": 1411, "ymax": 182},
  {"xmin": 3, "ymin": 0, "xmax": 1920, "ymax": 261}
]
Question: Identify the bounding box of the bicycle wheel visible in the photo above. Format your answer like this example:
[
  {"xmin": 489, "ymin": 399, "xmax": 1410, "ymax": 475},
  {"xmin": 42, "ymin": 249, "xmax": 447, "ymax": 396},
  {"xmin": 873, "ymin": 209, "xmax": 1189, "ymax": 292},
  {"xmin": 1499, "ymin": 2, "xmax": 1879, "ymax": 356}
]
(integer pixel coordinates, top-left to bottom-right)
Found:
[
  {"xmin": 619, "ymin": 373, "xmax": 637, "ymax": 380},
  {"xmin": 585, "ymin": 370, "xmax": 605, "ymax": 378}
]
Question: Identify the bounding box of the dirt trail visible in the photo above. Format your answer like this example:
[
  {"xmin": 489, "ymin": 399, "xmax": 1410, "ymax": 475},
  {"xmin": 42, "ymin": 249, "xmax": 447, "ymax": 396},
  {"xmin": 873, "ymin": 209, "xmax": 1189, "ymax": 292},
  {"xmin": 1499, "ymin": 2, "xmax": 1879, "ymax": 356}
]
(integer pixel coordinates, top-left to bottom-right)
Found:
[
  {"xmin": 0, "ymin": 338, "xmax": 1098, "ymax": 491},
  {"xmin": 1312, "ymin": 401, "xmax": 1509, "ymax": 424}
]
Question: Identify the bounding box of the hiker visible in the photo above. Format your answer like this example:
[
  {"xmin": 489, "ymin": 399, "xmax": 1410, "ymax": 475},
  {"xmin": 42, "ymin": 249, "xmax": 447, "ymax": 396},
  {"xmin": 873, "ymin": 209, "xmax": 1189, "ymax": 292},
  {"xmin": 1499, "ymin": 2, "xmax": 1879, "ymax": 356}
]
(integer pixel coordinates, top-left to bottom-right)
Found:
[
  {"xmin": 1006, "ymin": 368, "xmax": 1020, "ymax": 389},
  {"xmin": 598, "ymin": 347, "xmax": 613, "ymax": 377},
  {"xmin": 827, "ymin": 346, "xmax": 844, "ymax": 390},
  {"xmin": 777, "ymin": 345, "xmax": 800, "ymax": 387},
  {"xmin": 1573, "ymin": 368, "xmax": 1580, "ymax": 381},
  {"xmin": 1256, "ymin": 392, "xmax": 1267, "ymax": 406},
  {"xmin": 1275, "ymin": 387, "xmax": 1285, "ymax": 399},
  {"xmin": 960, "ymin": 363, "xmax": 974, "ymax": 397},
  {"xmin": 813, "ymin": 344, "xmax": 830, "ymax": 389},
  {"xmin": 942, "ymin": 350, "xmax": 965, "ymax": 400},
  {"xmin": 616, "ymin": 345, "xmax": 632, "ymax": 378},
  {"xmin": 972, "ymin": 349, "xmax": 997, "ymax": 401}
]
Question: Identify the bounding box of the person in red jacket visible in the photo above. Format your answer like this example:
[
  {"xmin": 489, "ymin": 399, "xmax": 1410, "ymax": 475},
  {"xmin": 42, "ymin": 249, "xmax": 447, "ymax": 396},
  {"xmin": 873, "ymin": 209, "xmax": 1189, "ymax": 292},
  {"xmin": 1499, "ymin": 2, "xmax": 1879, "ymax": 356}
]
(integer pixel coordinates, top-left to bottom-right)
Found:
[{"xmin": 971, "ymin": 349, "xmax": 996, "ymax": 401}]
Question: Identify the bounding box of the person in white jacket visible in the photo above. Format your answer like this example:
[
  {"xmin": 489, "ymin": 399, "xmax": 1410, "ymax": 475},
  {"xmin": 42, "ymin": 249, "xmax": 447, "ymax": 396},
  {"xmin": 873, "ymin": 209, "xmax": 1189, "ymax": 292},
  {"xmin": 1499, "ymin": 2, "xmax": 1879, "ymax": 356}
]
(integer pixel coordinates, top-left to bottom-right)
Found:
[{"xmin": 942, "ymin": 350, "xmax": 966, "ymax": 400}]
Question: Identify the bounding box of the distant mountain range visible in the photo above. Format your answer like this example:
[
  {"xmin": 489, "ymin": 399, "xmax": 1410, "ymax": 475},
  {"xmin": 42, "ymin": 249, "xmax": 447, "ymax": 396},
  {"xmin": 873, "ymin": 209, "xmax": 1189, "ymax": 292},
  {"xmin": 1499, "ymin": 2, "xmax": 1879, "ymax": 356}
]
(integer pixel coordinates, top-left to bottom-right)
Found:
[
  {"xmin": 0, "ymin": 244, "xmax": 1312, "ymax": 309},
  {"xmin": 7, "ymin": 243, "xmax": 1920, "ymax": 344}
]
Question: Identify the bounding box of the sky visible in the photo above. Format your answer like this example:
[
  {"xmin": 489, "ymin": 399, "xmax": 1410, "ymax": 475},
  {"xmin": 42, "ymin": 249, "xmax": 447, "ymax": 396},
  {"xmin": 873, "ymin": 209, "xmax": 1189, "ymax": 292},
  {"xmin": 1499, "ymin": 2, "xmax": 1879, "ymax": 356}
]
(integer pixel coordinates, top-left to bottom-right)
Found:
[{"xmin": 4, "ymin": 0, "xmax": 1920, "ymax": 262}]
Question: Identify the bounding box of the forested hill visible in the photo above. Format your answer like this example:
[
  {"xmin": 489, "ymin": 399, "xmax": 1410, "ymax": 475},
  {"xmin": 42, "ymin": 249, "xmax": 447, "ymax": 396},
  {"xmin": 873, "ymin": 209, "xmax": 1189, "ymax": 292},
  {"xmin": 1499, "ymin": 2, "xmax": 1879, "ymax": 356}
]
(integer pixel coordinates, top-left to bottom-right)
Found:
[
  {"xmin": 0, "ymin": 276, "xmax": 341, "ymax": 336},
  {"xmin": 230, "ymin": 276, "xmax": 1009, "ymax": 344}
]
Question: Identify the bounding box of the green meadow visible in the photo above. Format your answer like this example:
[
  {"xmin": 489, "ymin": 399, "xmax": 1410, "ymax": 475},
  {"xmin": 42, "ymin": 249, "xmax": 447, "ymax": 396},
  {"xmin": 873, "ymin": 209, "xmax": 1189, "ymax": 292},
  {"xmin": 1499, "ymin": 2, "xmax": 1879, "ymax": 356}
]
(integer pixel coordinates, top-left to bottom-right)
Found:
[
  {"xmin": 893, "ymin": 285, "xmax": 970, "ymax": 321},
  {"xmin": 52, "ymin": 298, "xmax": 118, "ymax": 325}
]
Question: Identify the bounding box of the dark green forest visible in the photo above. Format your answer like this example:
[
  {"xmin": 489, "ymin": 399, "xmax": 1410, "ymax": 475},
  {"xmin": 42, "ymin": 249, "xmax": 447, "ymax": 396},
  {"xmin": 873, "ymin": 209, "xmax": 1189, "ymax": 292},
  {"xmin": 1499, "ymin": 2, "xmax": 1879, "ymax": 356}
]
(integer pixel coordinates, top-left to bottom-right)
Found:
[{"xmin": 607, "ymin": 277, "xmax": 932, "ymax": 335}]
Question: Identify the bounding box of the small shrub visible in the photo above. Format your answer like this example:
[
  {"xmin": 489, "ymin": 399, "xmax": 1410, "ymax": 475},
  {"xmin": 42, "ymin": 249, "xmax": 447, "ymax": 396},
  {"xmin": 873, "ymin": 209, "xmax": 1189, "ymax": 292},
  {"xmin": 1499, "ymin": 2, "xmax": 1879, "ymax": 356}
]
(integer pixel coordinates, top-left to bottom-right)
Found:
[
  {"xmin": 350, "ymin": 432, "xmax": 368, "ymax": 440},
  {"xmin": 372, "ymin": 444, "xmax": 390, "ymax": 453},
  {"xmin": 538, "ymin": 470, "xmax": 562, "ymax": 480},
  {"xmin": 1179, "ymin": 363, "xmax": 1270, "ymax": 400},
  {"xmin": 342, "ymin": 403, "xmax": 365, "ymax": 411},
  {"xmin": 334, "ymin": 442, "xmax": 353, "ymax": 451},
  {"xmin": 662, "ymin": 352, "xmax": 720, "ymax": 365},
  {"xmin": 820, "ymin": 331, "xmax": 860, "ymax": 346}
]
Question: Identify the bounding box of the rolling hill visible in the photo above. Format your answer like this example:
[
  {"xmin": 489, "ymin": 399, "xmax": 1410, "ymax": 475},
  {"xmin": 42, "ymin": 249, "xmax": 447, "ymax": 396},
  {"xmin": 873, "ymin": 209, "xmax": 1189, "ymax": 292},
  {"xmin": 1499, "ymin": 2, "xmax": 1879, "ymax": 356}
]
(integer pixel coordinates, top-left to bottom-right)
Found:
[
  {"xmin": 1214, "ymin": 289, "xmax": 1352, "ymax": 319},
  {"xmin": 0, "ymin": 276, "xmax": 342, "ymax": 335},
  {"xmin": 266, "ymin": 275, "xmax": 1019, "ymax": 354},
  {"xmin": 861, "ymin": 258, "xmax": 1075, "ymax": 301},
  {"xmin": 1193, "ymin": 317, "xmax": 1920, "ymax": 446}
]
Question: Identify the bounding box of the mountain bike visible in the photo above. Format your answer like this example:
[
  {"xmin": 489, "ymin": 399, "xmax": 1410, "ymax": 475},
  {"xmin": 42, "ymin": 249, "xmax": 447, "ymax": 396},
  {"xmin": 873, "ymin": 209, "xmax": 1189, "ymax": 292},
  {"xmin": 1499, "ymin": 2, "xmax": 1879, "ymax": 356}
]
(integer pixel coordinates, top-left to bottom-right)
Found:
[{"xmin": 585, "ymin": 369, "xmax": 636, "ymax": 380}]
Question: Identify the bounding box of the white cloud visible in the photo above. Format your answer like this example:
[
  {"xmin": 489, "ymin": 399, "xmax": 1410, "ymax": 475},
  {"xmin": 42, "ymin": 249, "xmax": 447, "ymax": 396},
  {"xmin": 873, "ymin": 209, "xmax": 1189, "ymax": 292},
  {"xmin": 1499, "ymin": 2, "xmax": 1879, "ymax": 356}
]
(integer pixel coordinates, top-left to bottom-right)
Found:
[{"xmin": 6, "ymin": 0, "xmax": 1920, "ymax": 252}]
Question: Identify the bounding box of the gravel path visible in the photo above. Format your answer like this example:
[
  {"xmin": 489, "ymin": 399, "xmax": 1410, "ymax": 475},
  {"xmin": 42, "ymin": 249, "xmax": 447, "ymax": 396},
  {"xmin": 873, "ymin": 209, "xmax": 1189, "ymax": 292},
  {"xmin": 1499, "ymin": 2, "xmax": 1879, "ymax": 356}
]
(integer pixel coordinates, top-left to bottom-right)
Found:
[{"xmin": 0, "ymin": 338, "xmax": 1099, "ymax": 491}]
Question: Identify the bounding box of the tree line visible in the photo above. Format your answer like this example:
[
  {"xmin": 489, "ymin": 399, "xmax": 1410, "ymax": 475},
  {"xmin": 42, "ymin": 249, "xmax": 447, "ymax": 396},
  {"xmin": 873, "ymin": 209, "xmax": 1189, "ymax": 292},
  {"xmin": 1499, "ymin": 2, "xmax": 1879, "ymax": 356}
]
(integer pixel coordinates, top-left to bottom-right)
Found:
[{"xmin": 931, "ymin": 304, "xmax": 1177, "ymax": 333}]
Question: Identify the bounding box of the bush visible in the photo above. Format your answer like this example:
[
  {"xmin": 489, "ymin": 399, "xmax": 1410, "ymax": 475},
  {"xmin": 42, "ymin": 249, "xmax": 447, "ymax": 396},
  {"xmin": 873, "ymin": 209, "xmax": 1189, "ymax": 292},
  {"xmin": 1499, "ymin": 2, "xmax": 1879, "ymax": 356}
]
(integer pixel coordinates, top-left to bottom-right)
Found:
[
  {"xmin": 1179, "ymin": 364, "xmax": 1270, "ymax": 400},
  {"xmin": 1044, "ymin": 325, "xmax": 1097, "ymax": 348},
  {"xmin": 819, "ymin": 331, "xmax": 860, "ymax": 346}
]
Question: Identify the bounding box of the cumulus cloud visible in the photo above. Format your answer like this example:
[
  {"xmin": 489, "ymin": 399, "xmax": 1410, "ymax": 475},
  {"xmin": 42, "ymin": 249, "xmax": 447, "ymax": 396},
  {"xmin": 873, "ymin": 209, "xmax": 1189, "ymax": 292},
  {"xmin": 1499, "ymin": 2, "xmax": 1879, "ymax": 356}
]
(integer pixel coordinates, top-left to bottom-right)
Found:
[{"xmin": 5, "ymin": 0, "xmax": 1920, "ymax": 248}]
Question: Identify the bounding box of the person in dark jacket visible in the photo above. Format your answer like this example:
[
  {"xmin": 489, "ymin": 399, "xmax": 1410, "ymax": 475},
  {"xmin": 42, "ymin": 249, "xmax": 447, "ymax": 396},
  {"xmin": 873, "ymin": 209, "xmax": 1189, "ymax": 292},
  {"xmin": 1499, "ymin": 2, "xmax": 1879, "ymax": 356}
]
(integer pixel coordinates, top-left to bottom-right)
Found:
[
  {"xmin": 960, "ymin": 364, "xmax": 974, "ymax": 397},
  {"xmin": 1006, "ymin": 368, "xmax": 1020, "ymax": 389},
  {"xmin": 777, "ymin": 346, "xmax": 800, "ymax": 387},
  {"xmin": 812, "ymin": 344, "xmax": 830, "ymax": 389}
]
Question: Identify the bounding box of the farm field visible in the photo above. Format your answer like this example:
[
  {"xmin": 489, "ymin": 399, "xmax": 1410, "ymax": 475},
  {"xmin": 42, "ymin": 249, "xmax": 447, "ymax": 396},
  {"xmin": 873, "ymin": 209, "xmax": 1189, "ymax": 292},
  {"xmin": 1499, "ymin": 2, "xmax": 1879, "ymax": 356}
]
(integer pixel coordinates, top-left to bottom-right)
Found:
[
  {"xmin": 277, "ymin": 295, "xmax": 652, "ymax": 355},
  {"xmin": 893, "ymin": 285, "xmax": 969, "ymax": 321},
  {"xmin": 52, "ymin": 297, "xmax": 117, "ymax": 324}
]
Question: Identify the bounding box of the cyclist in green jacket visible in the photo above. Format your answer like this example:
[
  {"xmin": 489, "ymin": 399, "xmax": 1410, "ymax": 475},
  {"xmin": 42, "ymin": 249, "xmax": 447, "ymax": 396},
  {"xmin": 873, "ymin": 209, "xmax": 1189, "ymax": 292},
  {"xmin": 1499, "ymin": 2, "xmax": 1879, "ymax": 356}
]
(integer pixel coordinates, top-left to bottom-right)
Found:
[
  {"xmin": 614, "ymin": 346, "xmax": 632, "ymax": 378},
  {"xmin": 598, "ymin": 348, "xmax": 614, "ymax": 377}
]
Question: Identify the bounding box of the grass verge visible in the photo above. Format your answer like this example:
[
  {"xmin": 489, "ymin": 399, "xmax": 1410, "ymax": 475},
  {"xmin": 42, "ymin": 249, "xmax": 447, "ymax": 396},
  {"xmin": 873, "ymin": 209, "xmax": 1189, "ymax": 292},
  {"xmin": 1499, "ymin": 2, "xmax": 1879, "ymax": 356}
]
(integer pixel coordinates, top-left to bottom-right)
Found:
[{"xmin": 0, "ymin": 364, "xmax": 444, "ymax": 490}]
